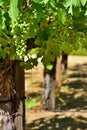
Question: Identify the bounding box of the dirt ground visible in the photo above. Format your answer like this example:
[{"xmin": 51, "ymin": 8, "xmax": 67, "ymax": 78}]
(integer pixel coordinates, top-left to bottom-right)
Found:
[{"xmin": 25, "ymin": 56, "xmax": 87, "ymax": 130}]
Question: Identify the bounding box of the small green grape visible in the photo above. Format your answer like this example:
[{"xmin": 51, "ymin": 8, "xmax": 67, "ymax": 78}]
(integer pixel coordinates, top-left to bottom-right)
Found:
[{"xmin": 13, "ymin": 35, "xmax": 17, "ymax": 39}]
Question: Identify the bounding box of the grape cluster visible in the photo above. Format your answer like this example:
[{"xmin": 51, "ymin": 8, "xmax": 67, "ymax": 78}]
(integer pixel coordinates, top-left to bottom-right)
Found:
[{"xmin": 11, "ymin": 17, "xmax": 30, "ymax": 59}]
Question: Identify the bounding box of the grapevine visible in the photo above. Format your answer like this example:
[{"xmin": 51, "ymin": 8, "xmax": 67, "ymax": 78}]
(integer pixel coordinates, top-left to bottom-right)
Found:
[{"xmin": 0, "ymin": 0, "xmax": 87, "ymax": 67}]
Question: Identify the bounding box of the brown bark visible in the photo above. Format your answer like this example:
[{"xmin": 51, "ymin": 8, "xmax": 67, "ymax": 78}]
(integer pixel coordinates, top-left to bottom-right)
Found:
[
  {"xmin": 0, "ymin": 58, "xmax": 14, "ymax": 112},
  {"xmin": 42, "ymin": 59, "xmax": 57, "ymax": 110},
  {"xmin": 61, "ymin": 52, "xmax": 68, "ymax": 74},
  {"xmin": 26, "ymin": 38, "xmax": 39, "ymax": 50},
  {"xmin": 0, "ymin": 58, "xmax": 25, "ymax": 130},
  {"xmin": 23, "ymin": 0, "xmax": 28, "ymax": 10}
]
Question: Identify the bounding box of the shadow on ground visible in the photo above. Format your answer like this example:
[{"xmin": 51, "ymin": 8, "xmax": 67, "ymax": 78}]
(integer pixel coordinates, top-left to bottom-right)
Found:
[
  {"xmin": 26, "ymin": 63, "xmax": 87, "ymax": 130},
  {"xmin": 26, "ymin": 115, "xmax": 87, "ymax": 130},
  {"xmin": 56, "ymin": 64, "xmax": 87, "ymax": 111}
]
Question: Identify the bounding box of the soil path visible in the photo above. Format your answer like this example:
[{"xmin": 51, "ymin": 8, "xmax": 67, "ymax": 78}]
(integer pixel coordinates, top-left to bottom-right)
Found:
[{"xmin": 25, "ymin": 56, "xmax": 87, "ymax": 130}]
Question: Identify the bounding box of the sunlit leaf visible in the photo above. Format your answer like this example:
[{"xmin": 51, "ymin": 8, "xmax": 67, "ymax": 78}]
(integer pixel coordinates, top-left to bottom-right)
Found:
[
  {"xmin": 9, "ymin": 0, "xmax": 19, "ymax": 20},
  {"xmin": 0, "ymin": 0, "xmax": 3, "ymax": 5},
  {"xmin": 31, "ymin": 0, "xmax": 42, "ymax": 3},
  {"xmin": 28, "ymin": 48, "xmax": 40, "ymax": 55},
  {"xmin": 72, "ymin": 0, "xmax": 80, "ymax": 7},
  {"xmin": 46, "ymin": 64, "xmax": 53, "ymax": 70},
  {"xmin": 80, "ymin": 0, "xmax": 87, "ymax": 6},
  {"xmin": 43, "ymin": 0, "xmax": 49, "ymax": 4},
  {"xmin": 58, "ymin": 98, "xmax": 66, "ymax": 104}
]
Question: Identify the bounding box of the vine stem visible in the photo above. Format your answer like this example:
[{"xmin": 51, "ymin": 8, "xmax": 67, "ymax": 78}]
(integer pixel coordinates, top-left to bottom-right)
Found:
[{"xmin": 23, "ymin": 0, "xmax": 28, "ymax": 10}]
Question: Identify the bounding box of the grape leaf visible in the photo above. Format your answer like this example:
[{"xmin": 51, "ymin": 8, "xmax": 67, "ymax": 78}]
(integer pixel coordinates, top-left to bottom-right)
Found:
[
  {"xmin": 80, "ymin": 0, "xmax": 87, "ymax": 6},
  {"xmin": 9, "ymin": 0, "xmax": 19, "ymax": 20}
]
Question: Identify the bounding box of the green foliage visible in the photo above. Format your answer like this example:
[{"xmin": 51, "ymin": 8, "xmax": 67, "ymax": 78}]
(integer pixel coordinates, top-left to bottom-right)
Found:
[
  {"xmin": 9, "ymin": 0, "xmax": 19, "ymax": 20},
  {"xmin": 80, "ymin": 0, "xmax": 87, "ymax": 6},
  {"xmin": 0, "ymin": 0, "xmax": 87, "ymax": 69},
  {"xmin": 71, "ymin": 47, "xmax": 87, "ymax": 56},
  {"xmin": 64, "ymin": 0, "xmax": 87, "ymax": 15},
  {"xmin": 46, "ymin": 64, "xmax": 53, "ymax": 70}
]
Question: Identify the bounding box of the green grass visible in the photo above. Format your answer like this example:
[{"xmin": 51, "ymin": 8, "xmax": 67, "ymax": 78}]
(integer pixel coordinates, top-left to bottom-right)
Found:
[
  {"xmin": 70, "ymin": 47, "xmax": 87, "ymax": 56},
  {"xmin": 25, "ymin": 96, "xmax": 41, "ymax": 109}
]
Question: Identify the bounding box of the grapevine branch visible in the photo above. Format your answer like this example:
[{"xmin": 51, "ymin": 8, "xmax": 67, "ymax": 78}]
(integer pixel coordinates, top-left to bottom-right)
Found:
[
  {"xmin": 23, "ymin": 0, "xmax": 28, "ymax": 10},
  {"xmin": 26, "ymin": 38, "xmax": 40, "ymax": 50},
  {"xmin": 0, "ymin": 58, "xmax": 13, "ymax": 76}
]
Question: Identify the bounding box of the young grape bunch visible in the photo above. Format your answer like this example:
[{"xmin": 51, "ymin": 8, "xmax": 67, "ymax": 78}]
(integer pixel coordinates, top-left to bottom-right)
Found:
[{"xmin": 10, "ymin": 15, "xmax": 30, "ymax": 60}]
